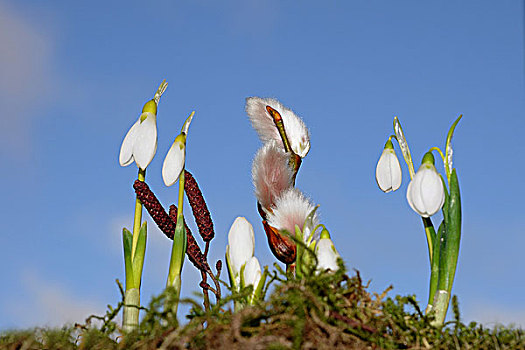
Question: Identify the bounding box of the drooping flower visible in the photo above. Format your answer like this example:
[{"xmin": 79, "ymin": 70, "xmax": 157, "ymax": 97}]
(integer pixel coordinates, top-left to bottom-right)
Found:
[
  {"xmin": 315, "ymin": 229, "xmax": 340, "ymax": 272},
  {"xmin": 245, "ymin": 97, "xmax": 310, "ymax": 158},
  {"xmin": 266, "ymin": 188, "xmax": 319, "ymax": 242},
  {"xmin": 162, "ymin": 112, "xmax": 194, "ymax": 186},
  {"xmin": 226, "ymin": 217, "xmax": 255, "ymax": 286},
  {"xmin": 406, "ymin": 152, "xmax": 445, "ymax": 218},
  {"xmin": 376, "ymin": 139, "xmax": 402, "ymax": 193},
  {"xmin": 252, "ymin": 141, "xmax": 294, "ymax": 210},
  {"xmin": 119, "ymin": 100, "xmax": 158, "ymax": 170}
]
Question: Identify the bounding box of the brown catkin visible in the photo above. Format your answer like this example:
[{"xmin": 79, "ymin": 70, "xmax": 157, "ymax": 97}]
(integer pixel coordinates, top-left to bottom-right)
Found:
[
  {"xmin": 169, "ymin": 205, "xmax": 208, "ymax": 272},
  {"xmin": 184, "ymin": 170, "xmax": 215, "ymax": 242},
  {"xmin": 133, "ymin": 180, "xmax": 208, "ymax": 273},
  {"xmin": 133, "ymin": 180, "xmax": 175, "ymax": 238}
]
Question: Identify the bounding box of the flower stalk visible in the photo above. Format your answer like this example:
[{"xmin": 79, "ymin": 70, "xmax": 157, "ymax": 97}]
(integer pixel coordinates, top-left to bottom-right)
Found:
[
  {"xmin": 163, "ymin": 112, "xmax": 194, "ymax": 315},
  {"xmin": 120, "ymin": 80, "xmax": 167, "ymax": 332},
  {"xmin": 377, "ymin": 115, "xmax": 463, "ymax": 326}
]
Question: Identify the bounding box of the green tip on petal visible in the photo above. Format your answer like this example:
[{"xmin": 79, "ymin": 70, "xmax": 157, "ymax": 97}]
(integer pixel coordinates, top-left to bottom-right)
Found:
[
  {"xmin": 142, "ymin": 100, "xmax": 157, "ymax": 115},
  {"xmin": 384, "ymin": 139, "xmax": 394, "ymax": 150},
  {"xmin": 320, "ymin": 228, "xmax": 331, "ymax": 240},
  {"xmin": 422, "ymin": 152, "xmax": 435, "ymax": 165}
]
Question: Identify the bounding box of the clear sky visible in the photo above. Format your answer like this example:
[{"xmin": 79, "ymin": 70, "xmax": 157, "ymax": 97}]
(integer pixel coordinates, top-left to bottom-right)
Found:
[{"xmin": 1, "ymin": 0, "xmax": 524, "ymax": 329}]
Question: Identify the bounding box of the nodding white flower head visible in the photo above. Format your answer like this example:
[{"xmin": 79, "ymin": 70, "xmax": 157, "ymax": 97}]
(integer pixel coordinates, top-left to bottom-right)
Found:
[
  {"xmin": 252, "ymin": 141, "xmax": 294, "ymax": 210},
  {"xmin": 376, "ymin": 139, "xmax": 402, "ymax": 193},
  {"xmin": 226, "ymin": 217, "xmax": 255, "ymax": 284},
  {"xmin": 266, "ymin": 188, "xmax": 319, "ymax": 242},
  {"xmin": 119, "ymin": 81, "xmax": 168, "ymax": 170},
  {"xmin": 119, "ymin": 102, "xmax": 158, "ymax": 170},
  {"xmin": 406, "ymin": 152, "xmax": 445, "ymax": 218},
  {"xmin": 162, "ymin": 112, "xmax": 195, "ymax": 186},
  {"xmin": 245, "ymin": 97, "xmax": 310, "ymax": 158},
  {"xmin": 243, "ymin": 256, "xmax": 262, "ymax": 288},
  {"xmin": 315, "ymin": 229, "xmax": 340, "ymax": 272}
]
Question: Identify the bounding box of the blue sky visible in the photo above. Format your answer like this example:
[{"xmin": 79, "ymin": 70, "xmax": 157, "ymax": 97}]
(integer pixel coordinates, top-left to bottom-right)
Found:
[{"xmin": 1, "ymin": 0, "xmax": 524, "ymax": 329}]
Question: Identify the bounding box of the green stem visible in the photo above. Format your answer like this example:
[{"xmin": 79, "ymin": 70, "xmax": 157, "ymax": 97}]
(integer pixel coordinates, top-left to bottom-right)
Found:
[
  {"xmin": 421, "ymin": 217, "xmax": 435, "ymax": 264},
  {"xmin": 427, "ymin": 221, "xmax": 444, "ymax": 314},
  {"xmin": 132, "ymin": 168, "xmax": 146, "ymax": 257},
  {"xmin": 166, "ymin": 170, "xmax": 187, "ymax": 315}
]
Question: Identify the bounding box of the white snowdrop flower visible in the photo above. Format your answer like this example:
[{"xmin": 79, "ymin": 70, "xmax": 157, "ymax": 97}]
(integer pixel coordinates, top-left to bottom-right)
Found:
[
  {"xmin": 376, "ymin": 139, "xmax": 402, "ymax": 193},
  {"xmin": 266, "ymin": 188, "xmax": 319, "ymax": 242},
  {"xmin": 119, "ymin": 101, "xmax": 158, "ymax": 170},
  {"xmin": 252, "ymin": 141, "xmax": 294, "ymax": 210},
  {"xmin": 245, "ymin": 97, "xmax": 310, "ymax": 158},
  {"xmin": 162, "ymin": 135, "xmax": 186, "ymax": 187},
  {"xmin": 243, "ymin": 256, "xmax": 262, "ymax": 289},
  {"xmin": 119, "ymin": 81, "xmax": 168, "ymax": 170},
  {"xmin": 162, "ymin": 112, "xmax": 195, "ymax": 187},
  {"xmin": 406, "ymin": 152, "xmax": 445, "ymax": 218},
  {"xmin": 226, "ymin": 217, "xmax": 255, "ymax": 284},
  {"xmin": 315, "ymin": 230, "xmax": 340, "ymax": 272}
]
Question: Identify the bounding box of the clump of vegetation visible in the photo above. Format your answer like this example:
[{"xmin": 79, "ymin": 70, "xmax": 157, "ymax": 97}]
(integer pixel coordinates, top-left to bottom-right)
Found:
[{"xmin": 2, "ymin": 265, "xmax": 523, "ymax": 349}]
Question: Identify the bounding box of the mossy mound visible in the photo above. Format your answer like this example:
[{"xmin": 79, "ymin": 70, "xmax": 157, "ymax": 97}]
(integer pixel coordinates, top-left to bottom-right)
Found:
[{"xmin": 1, "ymin": 267, "xmax": 523, "ymax": 349}]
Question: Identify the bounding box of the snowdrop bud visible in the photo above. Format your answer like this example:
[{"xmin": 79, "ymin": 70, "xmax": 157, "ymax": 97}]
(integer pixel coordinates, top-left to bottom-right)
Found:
[
  {"xmin": 406, "ymin": 152, "xmax": 445, "ymax": 218},
  {"xmin": 161, "ymin": 112, "xmax": 195, "ymax": 187},
  {"xmin": 316, "ymin": 229, "xmax": 340, "ymax": 272},
  {"xmin": 376, "ymin": 139, "xmax": 402, "ymax": 193},
  {"xmin": 243, "ymin": 256, "xmax": 262, "ymax": 288},
  {"xmin": 266, "ymin": 188, "xmax": 319, "ymax": 242},
  {"xmin": 226, "ymin": 217, "xmax": 255, "ymax": 279},
  {"xmin": 245, "ymin": 97, "xmax": 310, "ymax": 158},
  {"xmin": 252, "ymin": 142, "xmax": 294, "ymax": 210},
  {"xmin": 162, "ymin": 134, "xmax": 186, "ymax": 186}
]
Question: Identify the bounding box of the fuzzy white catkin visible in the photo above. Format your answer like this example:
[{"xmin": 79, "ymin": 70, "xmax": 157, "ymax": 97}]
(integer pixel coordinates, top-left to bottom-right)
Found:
[
  {"xmin": 266, "ymin": 188, "xmax": 319, "ymax": 242},
  {"xmin": 245, "ymin": 97, "xmax": 310, "ymax": 158},
  {"xmin": 252, "ymin": 141, "xmax": 294, "ymax": 209}
]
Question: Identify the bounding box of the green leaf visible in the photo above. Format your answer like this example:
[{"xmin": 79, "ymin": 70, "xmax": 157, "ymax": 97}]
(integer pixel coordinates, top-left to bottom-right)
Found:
[
  {"xmin": 132, "ymin": 222, "xmax": 147, "ymax": 289},
  {"xmin": 294, "ymin": 225, "xmax": 304, "ymax": 279},
  {"xmin": 428, "ymin": 220, "xmax": 445, "ymax": 308},
  {"xmin": 445, "ymin": 115, "xmax": 462, "ymax": 180},
  {"xmin": 167, "ymin": 218, "xmax": 186, "ymax": 286},
  {"xmin": 225, "ymin": 246, "xmax": 237, "ymax": 290},
  {"xmin": 122, "ymin": 228, "xmax": 134, "ymax": 289},
  {"xmin": 440, "ymin": 174, "xmax": 450, "ymax": 223},
  {"xmin": 254, "ymin": 266, "xmax": 269, "ymax": 301},
  {"xmin": 445, "ymin": 168, "xmax": 462, "ymax": 293}
]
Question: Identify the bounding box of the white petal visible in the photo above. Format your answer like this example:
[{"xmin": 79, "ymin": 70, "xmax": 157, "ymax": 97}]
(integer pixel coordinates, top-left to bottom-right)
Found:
[
  {"xmin": 389, "ymin": 153, "xmax": 402, "ymax": 191},
  {"xmin": 407, "ymin": 168, "xmax": 426, "ymax": 216},
  {"xmin": 316, "ymin": 238, "xmax": 339, "ymax": 272},
  {"xmin": 243, "ymin": 256, "xmax": 262, "ymax": 287},
  {"xmin": 162, "ymin": 138, "xmax": 185, "ymax": 187},
  {"xmin": 227, "ymin": 217, "xmax": 255, "ymax": 276},
  {"xmin": 119, "ymin": 119, "xmax": 141, "ymax": 166},
  {"xmin": 376, "ymin": 150, "xmax": 392, "ymax": 192},
  {"xmin": 420, "ymin": 168, "xmax": 444, "ymax": 216},
  {"xmin": 132, "ymin": 113, "xmax": 157, "ymax": 170}
]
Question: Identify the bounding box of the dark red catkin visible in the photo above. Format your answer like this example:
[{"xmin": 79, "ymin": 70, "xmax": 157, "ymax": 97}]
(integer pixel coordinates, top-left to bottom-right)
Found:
[
  {"xmin": 133, "ymin": 180, "xmax": 208, "ymax": 273},
  {"xmin": 169, "ymin": 205, "xmax": 208, "ymax": 272},
  {"xmin": 184, "ymin": 170, "xmax": 215, "ymax": 242},
  {"xmin": 133, "ymin": 180, "xmax": 175, "ymax": 237}
]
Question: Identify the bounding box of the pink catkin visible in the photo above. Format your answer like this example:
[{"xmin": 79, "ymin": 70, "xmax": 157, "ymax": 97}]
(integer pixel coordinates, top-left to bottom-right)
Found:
[{"xmin": 252, "ymin": 142, "xmax": 294, "ymax": 210}]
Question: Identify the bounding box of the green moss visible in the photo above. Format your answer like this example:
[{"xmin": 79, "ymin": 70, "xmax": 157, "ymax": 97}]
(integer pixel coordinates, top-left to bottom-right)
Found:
[{"xmin": 1, "ymin": 267, "xmax": 523, "ymax": 349}]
